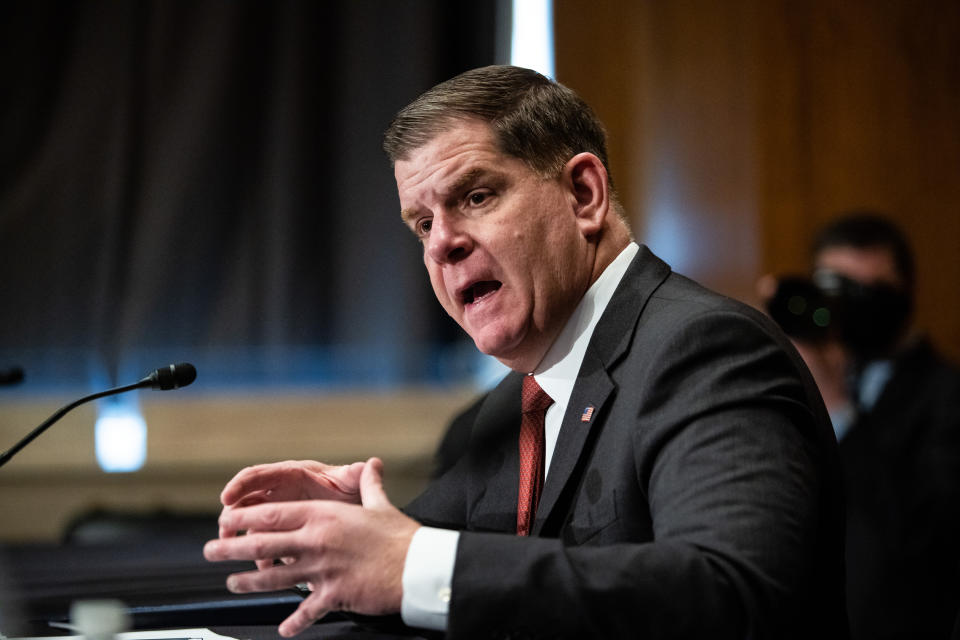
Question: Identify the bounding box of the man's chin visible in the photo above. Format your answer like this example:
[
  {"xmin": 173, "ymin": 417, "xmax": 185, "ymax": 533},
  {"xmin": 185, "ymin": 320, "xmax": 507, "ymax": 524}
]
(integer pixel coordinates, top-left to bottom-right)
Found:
[
  {"xmin": 471, "ymin": 330, "xmax": 523, "ymax": 362},
  {"xmin": 470, "ymin": 332, "xmax": 541, "ymax": 373}
]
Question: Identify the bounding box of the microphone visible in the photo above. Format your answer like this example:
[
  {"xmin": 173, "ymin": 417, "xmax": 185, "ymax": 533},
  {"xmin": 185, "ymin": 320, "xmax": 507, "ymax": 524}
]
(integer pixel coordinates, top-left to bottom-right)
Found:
[
  {"xmin": 141, "ymin": 362, "xmax": 197, "ymax": 390},
  {"xmin": 0, "ymin": 363, "xmax": 196, "ymax": 469}
]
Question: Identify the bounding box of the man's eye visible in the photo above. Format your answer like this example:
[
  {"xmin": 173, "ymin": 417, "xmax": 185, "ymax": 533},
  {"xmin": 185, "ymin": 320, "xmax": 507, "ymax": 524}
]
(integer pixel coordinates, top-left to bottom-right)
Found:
[
  {"xmin": 467, "ymin": 191, "xmax": 489, "ymax": 206},
  {"xmin": 417, "ymin": 219, "xmax": 432, "ymax": 235}
]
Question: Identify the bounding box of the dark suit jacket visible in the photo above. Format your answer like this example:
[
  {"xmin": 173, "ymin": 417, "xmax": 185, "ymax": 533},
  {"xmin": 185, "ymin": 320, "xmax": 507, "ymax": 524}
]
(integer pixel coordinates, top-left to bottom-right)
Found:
[
  {"xmin": 841, "ymin": 339, "xmax": 960, "ymax": 640},
  {"xmin": 406, "ymin": 246, "xmax": 848, "ymax": 639}
]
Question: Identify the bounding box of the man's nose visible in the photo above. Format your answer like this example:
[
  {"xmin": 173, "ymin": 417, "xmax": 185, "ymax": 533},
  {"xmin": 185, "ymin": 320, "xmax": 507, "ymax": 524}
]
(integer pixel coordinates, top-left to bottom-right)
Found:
[{"xmin": 425, "ymin": 212, "xmax": 472, "ymax": 264}]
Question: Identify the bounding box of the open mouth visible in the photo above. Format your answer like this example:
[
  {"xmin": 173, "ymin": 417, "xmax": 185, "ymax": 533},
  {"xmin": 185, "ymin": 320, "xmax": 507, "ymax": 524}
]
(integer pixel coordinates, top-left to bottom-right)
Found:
[{"xmin": 462, "ymin": 281, "xmax": 502, "ymax": 305}]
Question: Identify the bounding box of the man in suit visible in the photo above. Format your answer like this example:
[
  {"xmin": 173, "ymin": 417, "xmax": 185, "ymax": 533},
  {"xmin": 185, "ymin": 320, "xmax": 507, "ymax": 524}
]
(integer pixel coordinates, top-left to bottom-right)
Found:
[
  {"xmin": 204, "ymin": 65, "xmax": 848, "ymax": 639},
  {"xmin": 770, "ymin": 214, "xmax": 960, "ymax": 639}
]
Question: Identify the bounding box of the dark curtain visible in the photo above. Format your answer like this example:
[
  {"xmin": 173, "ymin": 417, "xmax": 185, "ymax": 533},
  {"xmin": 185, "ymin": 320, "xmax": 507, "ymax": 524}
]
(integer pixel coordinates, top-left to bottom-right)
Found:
[{"xmin": 0, "ymin": 0, "xmax": 497, "ymax": 390}]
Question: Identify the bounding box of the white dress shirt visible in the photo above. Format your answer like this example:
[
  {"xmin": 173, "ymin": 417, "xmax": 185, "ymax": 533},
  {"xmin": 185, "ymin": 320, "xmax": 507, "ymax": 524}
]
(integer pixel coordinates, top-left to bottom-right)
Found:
[{"xmin": 401, "ymin": 243, "xmax": 640, "ymax": 630}]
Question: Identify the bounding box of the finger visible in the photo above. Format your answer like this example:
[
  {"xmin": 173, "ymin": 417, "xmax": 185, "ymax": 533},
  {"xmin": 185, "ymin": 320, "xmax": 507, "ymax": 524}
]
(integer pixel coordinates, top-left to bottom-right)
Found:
[
  {"xmin": 279, "ymin": 593, "xmax": 331, "ymax": 638},
  {"xmin": 217, "ymin": 507, "xmax": 253, "ymax": 538},
  {"xmin": 256, "ymin": 554, "xmax": 296, "ymax": 571},
  {"xmin": 219, "ymin": 504, "xmax": 255, "ymax": 539},
  {"xmin": 219, "ymin": 501, "xmax": 310, "ymax": 536},
  {"xmin": 319, "ymin": 461, "xmax": 366, "ymax": 496},
  {"xmin": 225, "ymin": 562, "xmax": 307, "ymax": 594},
  {"xmin": 233, "ymin": 489, "xmax": 274, "ymax": 508},
  {"xmin": 204, "ymin": 530, "xmax": 301, "ymax": 563},
  {"xmin": 220, "ymin": 489, "xmax": 284, "ymax": 538},
  {"xmin": 220, "ymin": 488, "xmax": 287, "ymax": 537},
  {"xmin": 221, "ymin": 464, "xmax": 290, "ymax": 505},
  {"xmin": 219, "ymin": 506, "xmax": 238, "ymax": 539},
  {"xmin": 220, "ymin": 521, "xmax": 242, "ymax": 539},
  {"xmin": 252, "ymin": 543, "xmax": 281, "ymax": 571},
  {"xmin": 297, "ymin": 462, "xmax": 364, "ymax": 503},
  {"xmin": 359, "ymin": 457, "xmax": 390, "ymax": 510},
  {"xmin": 224, "ymin": 461, "xmax": 364, "ymax": 506}
]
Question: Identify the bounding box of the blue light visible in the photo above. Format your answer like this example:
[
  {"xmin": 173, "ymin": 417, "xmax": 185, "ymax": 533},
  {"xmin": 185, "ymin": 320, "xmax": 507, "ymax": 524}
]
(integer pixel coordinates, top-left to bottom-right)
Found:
[
  {"xmin": 95, "ymin": 400, "xmax": 147, "ymax": 472},
  {"xmin": 511, "ymin": 0, "xmax": 554, "ymax": 78},
  {"xmin": 474, "ymin": 355, "xmax": 511, "ymax": 390}
]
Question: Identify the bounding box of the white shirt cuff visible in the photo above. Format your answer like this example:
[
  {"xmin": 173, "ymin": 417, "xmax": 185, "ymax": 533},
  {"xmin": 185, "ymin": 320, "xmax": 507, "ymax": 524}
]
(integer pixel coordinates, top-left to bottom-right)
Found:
[{"xmin": 400, "ymin": 526, "xmax": 459, "ymax": 630}]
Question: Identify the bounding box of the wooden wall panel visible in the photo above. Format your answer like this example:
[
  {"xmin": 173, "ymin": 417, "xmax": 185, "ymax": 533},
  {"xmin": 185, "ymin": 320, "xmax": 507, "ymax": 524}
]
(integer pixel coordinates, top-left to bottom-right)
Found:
[
  {"xmin": 556, "ymin": 0, "xmax": 960, "ymax": 360},
  {"xmin": 556, "ymin": 0, "xmax": 764, "ymax": 305},
  {"xmin": 549, "ymin": 0, "xmax": 645, "ymax": 221},
  {"xmin": 757, "ymin": 0, "xmax": 960, "ymax": 360}
]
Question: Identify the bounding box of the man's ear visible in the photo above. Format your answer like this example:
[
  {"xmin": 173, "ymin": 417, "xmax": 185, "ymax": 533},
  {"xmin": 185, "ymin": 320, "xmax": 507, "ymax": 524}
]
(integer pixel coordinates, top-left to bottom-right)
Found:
[{"xmin": 563, "ymin": 153, "xmax": 609, "ymax": 239}]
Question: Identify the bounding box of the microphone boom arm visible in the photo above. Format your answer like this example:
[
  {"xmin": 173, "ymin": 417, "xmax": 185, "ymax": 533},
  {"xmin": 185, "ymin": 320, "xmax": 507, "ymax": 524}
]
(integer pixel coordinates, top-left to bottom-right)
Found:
[
  {"xmin": 0, "ymin": 381, "xmax": 145, "ymax": 469},
  {"xmin": 0, "ymin": 363, "xmax": 195, "ymax": 469}
]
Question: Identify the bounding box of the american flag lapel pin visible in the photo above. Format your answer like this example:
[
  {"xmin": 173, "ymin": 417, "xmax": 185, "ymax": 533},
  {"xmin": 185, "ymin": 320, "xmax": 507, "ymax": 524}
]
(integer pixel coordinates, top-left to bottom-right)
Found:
[{"xmin": 580, "ymin": 405, "xmax": 595, "ymax": 423}]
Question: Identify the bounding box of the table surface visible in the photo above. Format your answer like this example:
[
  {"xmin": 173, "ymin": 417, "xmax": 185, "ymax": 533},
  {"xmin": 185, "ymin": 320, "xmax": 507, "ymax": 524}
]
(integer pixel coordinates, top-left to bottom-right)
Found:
[{"xmin": 0, "ymin": 542, "xmax": 435, "ymax": 640}]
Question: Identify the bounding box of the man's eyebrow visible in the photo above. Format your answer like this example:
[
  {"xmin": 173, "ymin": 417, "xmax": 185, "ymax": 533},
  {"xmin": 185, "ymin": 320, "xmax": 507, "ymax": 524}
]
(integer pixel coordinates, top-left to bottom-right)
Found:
[
  {"xmin": 447, "ymin": 167, "xmax": 491, "ymax": 196},
  {"xmin": 400, "ymin": 167, "xmax": 506, "ymax": 225},
  {"xmin": 400, "ymin": 206, "xmax": 418, "ymax": 226}
]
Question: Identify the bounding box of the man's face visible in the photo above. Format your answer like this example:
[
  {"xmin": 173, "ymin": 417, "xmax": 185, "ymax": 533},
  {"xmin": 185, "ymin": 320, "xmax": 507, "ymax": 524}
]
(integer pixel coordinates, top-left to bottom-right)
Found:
[
  {"xmin": 815, "ymin": 245, "xmax": 902, "ymax": 289},
  {"xmin": 815, "ymin": 243, "xmax": 912, "ymax": 356},
  {"xmin": 395, "ymin": 119, "xmax": 594, "ymax": 372}
]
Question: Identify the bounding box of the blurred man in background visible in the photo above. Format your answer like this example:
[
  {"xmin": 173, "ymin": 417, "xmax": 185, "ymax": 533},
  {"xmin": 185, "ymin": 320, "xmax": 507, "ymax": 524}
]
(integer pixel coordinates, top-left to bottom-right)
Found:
[{"xmin": 766, "ymin": 213, "xmax": 960, "ymax": 639}]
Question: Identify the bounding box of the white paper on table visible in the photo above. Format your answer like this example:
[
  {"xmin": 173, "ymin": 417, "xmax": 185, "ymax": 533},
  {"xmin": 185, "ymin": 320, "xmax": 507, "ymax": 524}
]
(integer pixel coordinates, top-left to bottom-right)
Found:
[{"xmin": 6, "ymin": 628, "xmax": 238, "ymax": 640}]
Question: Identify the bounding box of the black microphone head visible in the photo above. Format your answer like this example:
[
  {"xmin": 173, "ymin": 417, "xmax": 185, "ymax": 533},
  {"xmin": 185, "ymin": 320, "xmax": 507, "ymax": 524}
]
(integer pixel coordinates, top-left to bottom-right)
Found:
[{"xmin": 144, "ymin": 363, "xmax": 197, "ymax": 390}]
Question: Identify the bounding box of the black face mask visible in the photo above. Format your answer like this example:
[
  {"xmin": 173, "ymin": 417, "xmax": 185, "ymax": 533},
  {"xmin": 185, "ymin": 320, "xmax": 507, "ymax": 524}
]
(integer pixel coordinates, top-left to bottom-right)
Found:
[{"xmin": 812, "ymin": 270, "xmax": 912, "ymax": 360}]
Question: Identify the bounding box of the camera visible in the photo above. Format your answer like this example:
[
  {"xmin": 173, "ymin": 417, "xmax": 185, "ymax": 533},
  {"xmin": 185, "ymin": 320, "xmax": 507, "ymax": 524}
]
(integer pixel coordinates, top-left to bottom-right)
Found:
[
  {"xmin": 766, "ymin": 275, "xmax": 835, "ymax": 343},
  {"xmin": 766, "ymin": 271, "xmax": 911, "ymax": 359}
]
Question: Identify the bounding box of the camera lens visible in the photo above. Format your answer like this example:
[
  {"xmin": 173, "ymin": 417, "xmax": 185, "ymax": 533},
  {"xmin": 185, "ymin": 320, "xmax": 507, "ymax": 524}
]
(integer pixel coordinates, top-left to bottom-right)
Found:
[{"xmin": 767, "ymin": 276, "xmax": 834, "ymax": 341}]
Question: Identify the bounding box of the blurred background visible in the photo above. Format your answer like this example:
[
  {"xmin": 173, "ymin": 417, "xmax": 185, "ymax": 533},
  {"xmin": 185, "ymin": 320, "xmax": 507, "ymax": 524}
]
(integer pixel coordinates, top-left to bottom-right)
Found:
[{"xmin": 1, "ymin": 0, "xmax": 958, "ymax": 543}]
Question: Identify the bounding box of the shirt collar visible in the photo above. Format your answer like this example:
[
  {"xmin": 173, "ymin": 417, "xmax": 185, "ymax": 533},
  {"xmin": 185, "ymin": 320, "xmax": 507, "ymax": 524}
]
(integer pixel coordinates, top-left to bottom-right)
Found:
[{"xmin": 533, "ymin": 242, "xmax": 639, "ymax": 410}]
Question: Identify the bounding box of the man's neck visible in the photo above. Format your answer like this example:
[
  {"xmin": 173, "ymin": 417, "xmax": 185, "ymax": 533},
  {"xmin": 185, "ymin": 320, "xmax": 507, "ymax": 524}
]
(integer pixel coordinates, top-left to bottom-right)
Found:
[
  {"xmin": 497, "ymin": 226, "xmax": 633, "ymax": 374},
  {"xmin": 533, "ymin": 242, "xmax": 639, "ymax": 376},
  {"xmin": 589, "ymin": 225, "xmax": 632, "ymax": 289}
]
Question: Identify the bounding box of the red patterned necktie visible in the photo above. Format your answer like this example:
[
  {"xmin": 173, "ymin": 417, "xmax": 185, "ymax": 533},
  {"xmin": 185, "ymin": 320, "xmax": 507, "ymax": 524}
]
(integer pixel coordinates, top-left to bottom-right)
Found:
[{"xmin": 517, "ymin": 374, "xmax": 554, "ymax": 536}]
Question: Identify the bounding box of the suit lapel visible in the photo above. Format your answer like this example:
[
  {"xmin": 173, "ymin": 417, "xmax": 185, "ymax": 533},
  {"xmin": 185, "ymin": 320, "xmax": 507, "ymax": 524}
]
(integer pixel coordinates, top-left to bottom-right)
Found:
[
  {"xmin": 533, "ymin": 349, "xmax": 615, "ymax": 534},
  {"xmin": 532, "ymin": 246, "xmax": 672, "ymax": 535},
  {"xmin": 464, "ymin": 372, "xmax": 524, "ymax": 532}
]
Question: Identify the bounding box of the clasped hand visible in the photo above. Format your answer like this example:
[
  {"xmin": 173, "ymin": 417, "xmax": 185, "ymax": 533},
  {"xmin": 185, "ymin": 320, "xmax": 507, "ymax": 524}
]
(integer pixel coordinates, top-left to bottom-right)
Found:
[{"xmin": 203, "ymin": 457, "xmax": 420, "ymax": 637}]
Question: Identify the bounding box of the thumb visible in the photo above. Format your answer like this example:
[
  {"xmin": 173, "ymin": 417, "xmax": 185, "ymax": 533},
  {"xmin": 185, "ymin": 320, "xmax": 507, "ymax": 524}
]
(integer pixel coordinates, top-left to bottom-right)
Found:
[{"xmin": 359, "ymin": 456, "xmax": 391, "ymax": 510}]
